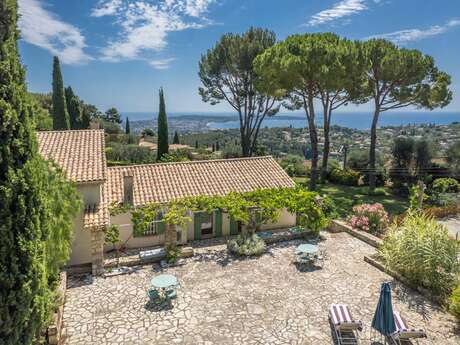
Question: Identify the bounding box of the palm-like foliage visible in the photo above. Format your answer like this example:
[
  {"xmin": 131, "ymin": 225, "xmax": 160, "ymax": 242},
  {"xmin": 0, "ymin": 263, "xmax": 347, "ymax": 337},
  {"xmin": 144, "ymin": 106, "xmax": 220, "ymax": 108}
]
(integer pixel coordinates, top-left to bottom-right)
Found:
[{"xmin": 381, "ymin": 212, "xmax": 459, "ymax": 299}]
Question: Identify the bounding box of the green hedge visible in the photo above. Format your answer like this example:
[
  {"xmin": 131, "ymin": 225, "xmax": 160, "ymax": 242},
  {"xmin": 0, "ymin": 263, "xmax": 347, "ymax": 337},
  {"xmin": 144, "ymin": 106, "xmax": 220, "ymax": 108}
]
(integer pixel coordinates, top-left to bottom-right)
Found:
[{"xmin": 328, "ymin": 168, "xmax": 361, "ymax": 186}]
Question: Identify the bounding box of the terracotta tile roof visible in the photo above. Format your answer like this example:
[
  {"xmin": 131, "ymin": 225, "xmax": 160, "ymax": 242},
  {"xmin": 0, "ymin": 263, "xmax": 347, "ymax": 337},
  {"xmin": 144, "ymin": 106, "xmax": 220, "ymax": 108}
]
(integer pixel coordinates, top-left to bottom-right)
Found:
[
  {"xmin": 83, "ymin": 193, "xmax": 109, "ymax": 229},
  {"xmin": 106, "ymin": 156, "xmax": 295, "ymax": 206},
  {"xmin": 37, "ymin": 130, "xmax": 107, "ymax": 183}
]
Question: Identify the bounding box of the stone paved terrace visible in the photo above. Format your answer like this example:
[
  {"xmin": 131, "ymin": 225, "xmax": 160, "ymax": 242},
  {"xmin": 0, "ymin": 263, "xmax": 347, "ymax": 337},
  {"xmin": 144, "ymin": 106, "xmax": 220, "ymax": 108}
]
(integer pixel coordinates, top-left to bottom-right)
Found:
[
  {"xmin": 439, "ymin": 216, "xmax": 460, "ymax": 240},
  {"xmin": 62, "ymin": 232, "xmax": 460, "ymax": 345}
]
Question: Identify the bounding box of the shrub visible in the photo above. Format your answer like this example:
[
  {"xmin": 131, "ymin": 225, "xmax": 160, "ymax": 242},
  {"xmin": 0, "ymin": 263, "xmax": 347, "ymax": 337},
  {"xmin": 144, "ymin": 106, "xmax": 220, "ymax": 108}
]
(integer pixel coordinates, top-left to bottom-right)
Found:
[
  {"xmin": 363, "ymin": 172, "xmax": 387, "ymax": 187},
  {"xmin": 380, "ymin": 212, "xmax": 460, "ymax": 299},
  {"xmin": 279, "ymin": 155, "xmax": 307, "ymax": 177},
  {"xmin": 431, "ymin": 178, "xmax": 459, "ymax": 194},
  {"xmin": 106, "ymin": 143, "xmax": 156, "ymax": 165},
  {"xmin": 350, "ymin": 203, "xmax": 389, "ymax": 235},
  {"xmin": 166, "ymin": 245, "xmax": 182, "ymax": 264},
  {"xmin": 328, "ymin": 168, "xmax": 361, "ymax": 186},
  {"xmin": 227, "ymin": 234, "xmax": 266, "ymax": 256},
  {"xmin": 450, "ymin": 284, "xmax": 460, "ymax": 320}
]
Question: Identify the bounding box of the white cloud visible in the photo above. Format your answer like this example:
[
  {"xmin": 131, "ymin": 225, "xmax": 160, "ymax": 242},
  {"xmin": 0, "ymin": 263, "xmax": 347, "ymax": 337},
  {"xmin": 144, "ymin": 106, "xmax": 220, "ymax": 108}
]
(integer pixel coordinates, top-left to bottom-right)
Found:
[
  {"xmin": 149, "ymin": 58, "xmax": 176, "ymax": 69},
  {"xmin": 307, "ymin": 0, "xmax": 367, "ymax": 26},
  {"xmin": 91, "ymin": 0, "xmax": 123, "ymax": 17},
  {"xmin": 184, "ymin": 0, "xmax": 215, "ymax": 17},
  {"xmin": 18, "ymin": 0, "xmax": 91, "ymax": 64},
  {"xmin": 92, "ymin": 0, "xmax": 216, "ymax": 63},
  {"xmin": 367, "ymin": 19, "xmax": 460, "ymax": 44}
]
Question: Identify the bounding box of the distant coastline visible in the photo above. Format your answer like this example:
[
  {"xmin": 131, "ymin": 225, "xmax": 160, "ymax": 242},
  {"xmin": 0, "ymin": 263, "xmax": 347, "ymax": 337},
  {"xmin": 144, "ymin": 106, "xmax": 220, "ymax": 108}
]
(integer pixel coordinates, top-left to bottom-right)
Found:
[{"xmin": 124, "ymin": 111, "xmax": 459, "ymax": 131}]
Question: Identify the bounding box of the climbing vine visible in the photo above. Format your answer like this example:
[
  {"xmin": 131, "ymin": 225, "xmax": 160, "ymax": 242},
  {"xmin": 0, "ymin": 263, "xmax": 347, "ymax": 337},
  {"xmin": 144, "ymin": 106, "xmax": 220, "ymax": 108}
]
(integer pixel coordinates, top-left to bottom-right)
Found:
[{"xmin": 109, "ymin": 187, "xmax": 332, "ymax": 237}]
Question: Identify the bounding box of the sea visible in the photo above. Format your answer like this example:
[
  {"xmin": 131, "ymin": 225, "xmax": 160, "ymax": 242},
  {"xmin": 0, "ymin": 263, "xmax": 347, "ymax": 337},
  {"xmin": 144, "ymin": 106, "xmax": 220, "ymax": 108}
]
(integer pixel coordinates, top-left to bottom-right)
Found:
[{"xmin": 122, "ymin": 111, "xmax": 459, "ymax": 131}]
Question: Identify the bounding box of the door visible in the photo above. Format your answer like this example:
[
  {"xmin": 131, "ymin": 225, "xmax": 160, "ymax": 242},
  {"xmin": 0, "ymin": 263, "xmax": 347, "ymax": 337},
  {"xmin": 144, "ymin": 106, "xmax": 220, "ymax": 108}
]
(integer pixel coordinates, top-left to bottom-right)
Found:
[{"xmin": 200, "ymin": 212, "xmax": 213, "ymax": 238}]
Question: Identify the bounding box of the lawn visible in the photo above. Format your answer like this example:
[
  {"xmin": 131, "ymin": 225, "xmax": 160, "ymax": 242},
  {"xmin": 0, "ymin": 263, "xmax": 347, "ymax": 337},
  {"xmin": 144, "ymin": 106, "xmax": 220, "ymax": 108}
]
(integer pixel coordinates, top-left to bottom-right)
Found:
[{"xmin": 293, "ymin": 177, "xmax": 409, "ymax": 218}]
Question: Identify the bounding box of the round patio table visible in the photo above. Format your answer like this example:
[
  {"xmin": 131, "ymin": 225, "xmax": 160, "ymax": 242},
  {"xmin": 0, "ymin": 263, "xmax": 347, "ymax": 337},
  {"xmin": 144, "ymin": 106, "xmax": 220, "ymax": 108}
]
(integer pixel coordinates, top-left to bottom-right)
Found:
[
  {"xmin": 296, "ymin": 243, "xmax": 318, "ymax": 255},
  {"xmin": 151, "ymin": 274, "xmax": 178, "ymax": 289}
]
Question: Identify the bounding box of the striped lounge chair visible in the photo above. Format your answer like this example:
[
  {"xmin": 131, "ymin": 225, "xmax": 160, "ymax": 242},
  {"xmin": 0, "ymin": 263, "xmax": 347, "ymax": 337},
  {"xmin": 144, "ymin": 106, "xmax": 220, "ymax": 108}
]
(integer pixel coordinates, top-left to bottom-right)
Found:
[
  {"xmin": 390, "ymin": 311, "xmax": 427, "ymax": 344},
  {"xmin": 329, "ymin": 304, "xmax": 363, "ymax": 345}
]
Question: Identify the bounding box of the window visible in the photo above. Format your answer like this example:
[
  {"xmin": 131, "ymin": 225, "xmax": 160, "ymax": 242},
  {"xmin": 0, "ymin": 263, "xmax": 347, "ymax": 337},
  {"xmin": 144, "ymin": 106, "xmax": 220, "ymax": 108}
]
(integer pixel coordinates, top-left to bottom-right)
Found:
[
  {"xmin": 201, "ymin": 213, "xmax": 213, "ymax": 236},
  {"xmin": 135, "ymin": 211, "xmax": 165, "ymax": 237}
]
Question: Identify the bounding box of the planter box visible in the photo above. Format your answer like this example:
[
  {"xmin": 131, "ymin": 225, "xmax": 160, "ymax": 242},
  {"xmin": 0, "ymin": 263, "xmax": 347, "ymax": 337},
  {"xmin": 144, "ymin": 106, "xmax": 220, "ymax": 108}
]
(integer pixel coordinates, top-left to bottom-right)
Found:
[
  {"xmin": 328, "ymin": 220, "xmax": 382, "ymax": 248},
  {"xmin": 104, "ymin": 246, "xmax": 194, "ymax": 269}
]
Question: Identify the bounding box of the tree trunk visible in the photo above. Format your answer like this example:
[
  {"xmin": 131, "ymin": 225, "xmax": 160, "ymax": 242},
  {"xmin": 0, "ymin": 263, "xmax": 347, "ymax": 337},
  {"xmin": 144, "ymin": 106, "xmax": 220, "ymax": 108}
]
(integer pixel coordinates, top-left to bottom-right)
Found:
[
  {"xmin": 369, "ymin": 107, "xmax": 380, "ymax": 192},
  {"xmin": 343, "ymin": 145, "xmax": 348, "ymax": 170},
  {"xmin": 164, "ymin": 223, "xmax": 177, "ymax": 248},
  {"xmin": 240, "ymin": 128, "xmax": 251, "ymax": 157},
  {"xmin": 321, "ymin": 108, "xmax": 331, "ymax": 182},
  {"xmin": 306, "ymin": 95, "xmax": 319, "ymax": 191}
]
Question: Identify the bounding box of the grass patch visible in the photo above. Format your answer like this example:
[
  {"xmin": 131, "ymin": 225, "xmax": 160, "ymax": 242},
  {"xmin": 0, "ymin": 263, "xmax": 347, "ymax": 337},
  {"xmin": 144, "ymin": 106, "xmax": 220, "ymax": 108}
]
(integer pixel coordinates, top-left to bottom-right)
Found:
[{"xmin": 293, "ymin": 177, "xmax": 409, "ymax": 218}]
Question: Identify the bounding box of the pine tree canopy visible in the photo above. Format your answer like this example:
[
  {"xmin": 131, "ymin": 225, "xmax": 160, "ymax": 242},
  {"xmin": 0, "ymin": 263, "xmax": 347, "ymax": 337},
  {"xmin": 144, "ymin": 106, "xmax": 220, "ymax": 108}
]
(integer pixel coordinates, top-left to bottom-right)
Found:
[{"xmin": 104, "ymin": 107, "xmax": 122, "ymax": 124}]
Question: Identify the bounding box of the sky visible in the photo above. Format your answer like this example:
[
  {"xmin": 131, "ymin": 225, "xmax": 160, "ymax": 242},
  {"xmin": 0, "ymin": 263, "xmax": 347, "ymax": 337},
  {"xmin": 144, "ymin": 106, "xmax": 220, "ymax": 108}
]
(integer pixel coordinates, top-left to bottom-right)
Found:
[{"xmin": 19, "ymin": 0, "xmax": 460, "ymax": 114}]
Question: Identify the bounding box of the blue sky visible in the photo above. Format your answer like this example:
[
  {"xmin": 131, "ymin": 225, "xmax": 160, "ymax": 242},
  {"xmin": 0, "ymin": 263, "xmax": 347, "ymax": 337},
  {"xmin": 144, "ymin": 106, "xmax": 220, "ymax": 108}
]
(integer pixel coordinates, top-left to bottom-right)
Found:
[{"xmin": 19, "ymin": 0, "xmax": 460, "ymax": 114}]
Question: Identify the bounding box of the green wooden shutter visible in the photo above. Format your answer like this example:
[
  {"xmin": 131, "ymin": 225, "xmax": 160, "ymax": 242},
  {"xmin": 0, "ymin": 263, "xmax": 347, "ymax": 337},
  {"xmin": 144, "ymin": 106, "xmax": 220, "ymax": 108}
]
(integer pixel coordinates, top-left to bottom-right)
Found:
[
  {"xmin": 194, "ymin": 212, "xmax": 202, "ymax": 240},
  {"xmin": 156, "ymin": 221, "xmax": 166, "ymax": 234},
  {"xmin": 214, "ymin": 210, "xmax": 222, "ymax": 237},
  {"xmin": 230, "ymin": 217, "xmax": 238, "ymax": 236}
]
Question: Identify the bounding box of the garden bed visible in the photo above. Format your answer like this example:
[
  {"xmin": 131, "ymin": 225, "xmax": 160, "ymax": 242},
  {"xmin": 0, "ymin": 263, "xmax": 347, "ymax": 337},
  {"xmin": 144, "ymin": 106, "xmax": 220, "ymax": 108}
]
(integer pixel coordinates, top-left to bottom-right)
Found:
[
  {"xmin": 364, "ymin": 254, "xmax": 445, "ymax": 306},
  {"xmin": 328, "ymin": 220, "xmax": 382, "ymax": 248}
]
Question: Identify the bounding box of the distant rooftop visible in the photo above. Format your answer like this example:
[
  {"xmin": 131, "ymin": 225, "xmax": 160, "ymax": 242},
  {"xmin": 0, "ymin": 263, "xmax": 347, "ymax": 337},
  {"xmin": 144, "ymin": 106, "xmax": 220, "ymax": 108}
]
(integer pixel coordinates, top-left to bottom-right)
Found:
[
  {"xmin": 106, "ymin": 156, "xmax": 295, "ymax": 206},
  {"xmin": 37, "ymin": 130, "xmax": 107, "ymax": 183}
]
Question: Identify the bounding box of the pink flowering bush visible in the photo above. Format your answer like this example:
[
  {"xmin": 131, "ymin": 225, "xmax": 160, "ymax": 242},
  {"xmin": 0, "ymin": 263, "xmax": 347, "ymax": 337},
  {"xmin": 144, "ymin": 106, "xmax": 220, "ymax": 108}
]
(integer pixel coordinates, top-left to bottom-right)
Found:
[{"xmin": 350, "ymin": 203, "xmax": 389, "ymax": 235}]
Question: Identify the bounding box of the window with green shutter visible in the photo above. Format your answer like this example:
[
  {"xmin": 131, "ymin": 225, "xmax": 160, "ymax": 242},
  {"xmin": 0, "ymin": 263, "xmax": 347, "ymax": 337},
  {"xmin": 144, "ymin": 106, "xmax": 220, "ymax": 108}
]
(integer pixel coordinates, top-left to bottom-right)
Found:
[
  {"xmin": 194, "ymin": 212, "xmax": 202, "ymax": 240},
  {"xmin": 229, "ymin": 217, "xmax": 238, "ymax": 236},
  {"xmin": 214, "ymin": 210, "xmax": 222, "ymax": 237}
]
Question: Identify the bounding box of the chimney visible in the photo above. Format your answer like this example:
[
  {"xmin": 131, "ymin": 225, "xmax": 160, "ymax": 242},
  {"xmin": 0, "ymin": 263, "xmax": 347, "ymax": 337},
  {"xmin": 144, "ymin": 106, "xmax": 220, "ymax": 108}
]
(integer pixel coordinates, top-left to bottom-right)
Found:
[{"xmin": 123, "ymin": 173, "xmax": 134, "ymax": 205}]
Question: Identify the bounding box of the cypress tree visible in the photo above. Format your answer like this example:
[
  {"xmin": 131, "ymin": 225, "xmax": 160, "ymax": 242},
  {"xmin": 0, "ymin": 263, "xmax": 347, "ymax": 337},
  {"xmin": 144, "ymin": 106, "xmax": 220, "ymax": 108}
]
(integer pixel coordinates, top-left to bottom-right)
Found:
[
  {"xmin": 157, "ymin": 87, "xmax": 169, "ymax": 160},
  {"xmin": 80, "ymin": 102, "xmax": 91, "ymax": 129},
  {"xmin": 0, "ymin": 2, "xmax": 80, "ymax": 343},
  {"xmin": 173, "ymin": 130, "xmax": 179, "ymax": 144},
  {"xmin": 195, "ymin": 140, "xmax": 199, "ymax": 149},
  {"xmin": 51, "ymin": 56, "xmax": 70, "ymax": 130},
  {"xmin": 125, "ymin": 117, "xmax": 130, "ymax": 134},
  {"xmin": 65, "ymin": 86, "xmax": 81, "ymax": 129}
]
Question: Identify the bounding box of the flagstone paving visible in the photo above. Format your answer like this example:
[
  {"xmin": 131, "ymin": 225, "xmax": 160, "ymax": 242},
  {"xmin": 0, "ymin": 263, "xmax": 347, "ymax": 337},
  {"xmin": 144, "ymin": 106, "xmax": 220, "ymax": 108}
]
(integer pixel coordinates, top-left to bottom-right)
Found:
[
  {"xmin": 62, "ymin": 232, "xmax": 460, "ymax": 345},
  {"xmin": 439, "ymin": 216, "xmax": 460, "ymax": 240}
]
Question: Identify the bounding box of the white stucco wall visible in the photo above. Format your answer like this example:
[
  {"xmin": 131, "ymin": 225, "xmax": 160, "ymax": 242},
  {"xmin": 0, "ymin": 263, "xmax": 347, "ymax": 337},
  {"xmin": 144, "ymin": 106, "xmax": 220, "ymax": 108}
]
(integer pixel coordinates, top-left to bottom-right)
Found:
[
  {"xmin": 68, "ymin": 182, "xmax": 103, "ymax": 266},
  {"xmin": 77, "ymin": 183, "xmax": 102, "ymax": 205},
  {"xmin": 109, "ymin": 212, "xmax": 188, "ymax": 251},
  {"xmin": 69, "ymin": 211, "xmax": 92, "ymax": 265},
  {"xmin": 103, "ymin": 208, "xmax": 296, "ymax": 251},
  {"xmin": 260, "ymin": 208, "xmax": 296, "ymax": 230}
]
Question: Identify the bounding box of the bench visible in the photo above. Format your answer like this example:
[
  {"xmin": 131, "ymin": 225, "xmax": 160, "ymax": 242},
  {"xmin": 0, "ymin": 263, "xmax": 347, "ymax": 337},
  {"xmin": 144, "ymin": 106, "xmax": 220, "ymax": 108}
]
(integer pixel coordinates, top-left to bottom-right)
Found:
[{"xmin": 139, "ymin": 248, "xmax": 166, "ymax": 263}]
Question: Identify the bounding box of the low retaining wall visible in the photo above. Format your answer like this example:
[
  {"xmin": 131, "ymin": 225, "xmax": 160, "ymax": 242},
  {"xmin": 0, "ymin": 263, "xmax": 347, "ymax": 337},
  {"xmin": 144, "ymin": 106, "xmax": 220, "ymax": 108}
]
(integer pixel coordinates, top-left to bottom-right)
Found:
[
  {"xmin": 104, "ymin": 246, "xmax": 194, "ymax": 269},
  {"xmin": 47, "ymin": 271, "xmax": 67, "ymax": 345},
  {"xmin": 328, "ymin": 220, "xmax": 382, "ymax": 248},
  {"xmin": 263, "ymin": 229, "xmax": 316, "ymax": 245}
]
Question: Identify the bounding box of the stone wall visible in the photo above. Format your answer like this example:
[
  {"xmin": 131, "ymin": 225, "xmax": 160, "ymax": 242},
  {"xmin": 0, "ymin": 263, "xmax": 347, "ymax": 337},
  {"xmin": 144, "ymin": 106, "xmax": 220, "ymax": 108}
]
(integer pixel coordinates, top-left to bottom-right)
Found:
[
  {"xmin": 91, "ymin": 227, "xmax": 105, "ymax": 275},
  {"xmin": 327, "ymin": 219, "xmax": 382, "ymax": 248}
]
